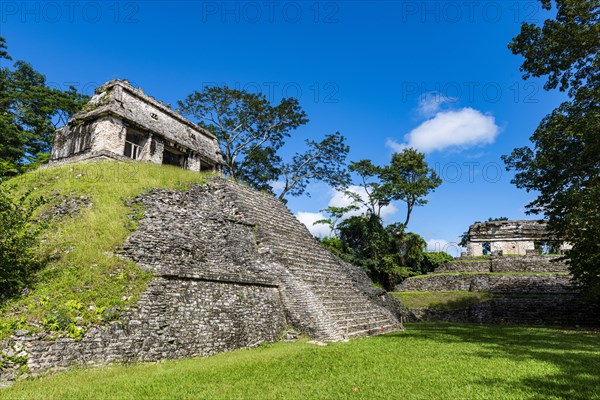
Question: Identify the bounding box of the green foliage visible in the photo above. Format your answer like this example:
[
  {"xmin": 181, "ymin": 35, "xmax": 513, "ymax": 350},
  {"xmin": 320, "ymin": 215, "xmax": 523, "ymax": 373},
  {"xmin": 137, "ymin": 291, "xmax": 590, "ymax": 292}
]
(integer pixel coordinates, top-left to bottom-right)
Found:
[
  {"xmin": 316, "ymin": 150, "xmax": 441, "ymax": 288},
  {"xmin": 0, "ymin": 183, "xmax": 46, "ymax": 299},
  {"xmin": 332, "ymin": 215, "xmax": 429, "ymax": 288},
  {"xmin": 458, "ymin": 231, "xmax": 469, "ymax": 247},
  {"xmin": 349, "ymin": 148, "xmax": 441, "ymax": 230},
  {"xmin": 179, "ymin": 86, "xmax": 351, "ymax": 199},
  {"xmin": 381, "ymin": 149, "xmax": 443, "ymax": 229},
  {"xmin": 347, "ymin": 159, "xmax": 387, "ymax": 216},
  {"xmin": 3, "ymin": 323, "xmax": 600, "ymax": 399},
  {"xmin": 0, "ymin": 161, "xmax": 212, "ymax": 340},
  {"xmin": 421, "ymin": 252, "xmax": 454, "ymax": 273},
  {"xmin": 313, "ymin": 204, "xmax": 359, "ymax": 237},
  {"xmin": 503, "ymin": 0, "xmax": 600, "ymax": 296},
  {"xmin": 0, "ymin": 37, "xmax": 88, "ymax": 176},
  {"xmin": 508, "ymin": 0, "xmax": 599, "ymax": 98}
]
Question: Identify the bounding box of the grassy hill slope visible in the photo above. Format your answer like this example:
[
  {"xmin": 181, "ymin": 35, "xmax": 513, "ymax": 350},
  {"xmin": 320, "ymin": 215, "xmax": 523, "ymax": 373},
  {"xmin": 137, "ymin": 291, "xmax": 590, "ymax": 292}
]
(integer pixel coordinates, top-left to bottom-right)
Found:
[{"xmin": 0, "ymin": 161, "xmax": 211, "ymax": 340}]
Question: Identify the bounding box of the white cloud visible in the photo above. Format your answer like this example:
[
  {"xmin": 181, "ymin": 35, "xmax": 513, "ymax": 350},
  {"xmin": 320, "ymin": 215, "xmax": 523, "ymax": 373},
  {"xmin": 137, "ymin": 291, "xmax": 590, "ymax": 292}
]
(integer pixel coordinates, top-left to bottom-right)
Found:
[
  {"xmin": 388, "ymin": 107, "xmax": 500, "ymax": 154},
  {"xmin": 295, "ymin": 211, "xmax": 332, "ymax": 237},
  {"xmin": 426, "ymin": 238, "xmax": 464, "ymax": 257},
  {"xmin": 269, "ymin": 180, "xmax": 286, "ymax": 191},
  {"xmin": 417, "ymin": 92, "xmax": 456, "ymax": 117},
  {"xmin": 294, "ymin": 186, "xmax": 400, "ymax": 237}
]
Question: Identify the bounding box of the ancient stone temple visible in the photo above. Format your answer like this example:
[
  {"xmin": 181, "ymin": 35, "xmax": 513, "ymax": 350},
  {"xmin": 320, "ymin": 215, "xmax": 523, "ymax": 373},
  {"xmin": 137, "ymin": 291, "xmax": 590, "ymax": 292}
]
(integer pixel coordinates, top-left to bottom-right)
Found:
[
  {"xmin": 50, "ymin": 80, "xmax": 222, "ymax": 171},
  {"xmin": 2, "ymin": 178, "xmax": 402, "ymax": 380},
  {"xmin": 465, "ymin": 219, "xmax": 572, "ymax": 256}
]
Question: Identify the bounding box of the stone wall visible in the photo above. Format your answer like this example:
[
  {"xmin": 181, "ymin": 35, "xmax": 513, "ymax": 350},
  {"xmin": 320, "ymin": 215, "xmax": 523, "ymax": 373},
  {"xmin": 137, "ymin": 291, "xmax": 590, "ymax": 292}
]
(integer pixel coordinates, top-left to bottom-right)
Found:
[
  {"xmin": 435, "ymin": 255, "xmax": 568, "ymax": 273},
  {"xmin": 394, "ymin": 248, "xmax": 597, "ymax": 327},
  {"xmin": 490, "ymin": 255, "xmax": 568, "ymax": 273},
  {"xmin": 395, "ymin": 273, "xmax": 576, "ymax": 294},
  {"xmin": 90, "ymin": 116, "xmax": 127, "ymax": 155},
  {"xmin": 435, "ymin": 260, "xmax": 491, "ymax": 273},
  {"xmin": 50, "ymin": 124, "xmax": 94, "ymax": 159},
  {"xmin": 407, "ymin": 295, "xmax": 600, "ymax": 326},
  {"xmin": 1, "ymin": 277, "xmax": 284, "ymax": 384}
]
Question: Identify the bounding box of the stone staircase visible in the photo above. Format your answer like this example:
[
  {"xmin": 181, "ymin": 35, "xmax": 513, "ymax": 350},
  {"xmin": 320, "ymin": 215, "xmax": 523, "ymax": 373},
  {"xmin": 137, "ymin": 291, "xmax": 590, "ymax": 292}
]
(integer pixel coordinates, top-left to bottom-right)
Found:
[{"xmin": 211, "ymin": 179, "xmax": 401, "ymax": 340}]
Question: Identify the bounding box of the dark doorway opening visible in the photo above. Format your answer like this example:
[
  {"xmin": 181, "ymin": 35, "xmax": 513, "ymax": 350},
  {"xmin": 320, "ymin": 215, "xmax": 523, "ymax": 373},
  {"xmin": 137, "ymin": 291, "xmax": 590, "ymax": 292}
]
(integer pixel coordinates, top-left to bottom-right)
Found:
[
  {"xmin": 162, "ymin": 146, "xmax": 186, "ymax": 168},
  {"xmin": 482, "ymin": 242, "xmax": 491, "ymax": 255}
]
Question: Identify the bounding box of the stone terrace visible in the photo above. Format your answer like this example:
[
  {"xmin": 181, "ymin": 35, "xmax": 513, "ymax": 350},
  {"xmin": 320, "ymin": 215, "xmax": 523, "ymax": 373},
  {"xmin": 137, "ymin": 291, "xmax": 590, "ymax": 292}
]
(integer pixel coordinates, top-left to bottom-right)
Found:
[{"xmin": 394, "ymin": 255, "xmax": 599, "ymax": 326}]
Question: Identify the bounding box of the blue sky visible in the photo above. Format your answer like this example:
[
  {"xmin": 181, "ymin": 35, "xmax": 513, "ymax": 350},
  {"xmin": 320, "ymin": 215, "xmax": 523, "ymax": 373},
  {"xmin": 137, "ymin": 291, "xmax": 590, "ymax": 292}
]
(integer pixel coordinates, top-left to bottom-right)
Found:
[{"xmin": 2, "ymin": 1, "xmax": 567, "ymax": 255}]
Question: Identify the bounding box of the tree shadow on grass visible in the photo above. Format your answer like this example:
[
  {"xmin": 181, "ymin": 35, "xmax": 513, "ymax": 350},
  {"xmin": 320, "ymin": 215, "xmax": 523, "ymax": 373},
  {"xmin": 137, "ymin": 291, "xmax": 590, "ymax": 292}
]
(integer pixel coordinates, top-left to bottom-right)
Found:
[{"xmin": 377, "ymin": 323, "xmax": 600, "ymax": 400}]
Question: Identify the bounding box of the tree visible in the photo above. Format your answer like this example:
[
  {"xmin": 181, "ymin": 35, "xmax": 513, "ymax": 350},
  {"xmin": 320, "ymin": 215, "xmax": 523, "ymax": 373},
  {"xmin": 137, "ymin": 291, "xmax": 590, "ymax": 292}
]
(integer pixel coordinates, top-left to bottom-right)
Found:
[
  {"xmin": 335, "ymin": 215, "xmax": 430, "ymax": 288},
  {"xmin": 178, "ymin": 86, "xmax": 350, "ymax": 199},
  {"xmin": 0, "ymin": 37, "xmax": 10, "ymax": 60},
  {"xmin": 278, "ymin": 132, "xmax": 350, "ymax": 200},
  {"xmin": 177, "ymin": 86, "xmax": 308, "ymax": 183},
  {"xmin": 348, "ymin": 148, "xmax": 442, "ymax": 230},
  {"xmin": 327, "ymin": 149, "xmax": 441, "ymax": 288},
  {"xmin": 338, "ymin": 214, "xmax": 393, "ymax": 281},
  {"xmin": 422, "ymin": 252, "xmax": 454, "ymax": 273},
  {"xmin": 502, "ymin": 0, "xmax": 600, "ymax": 296},
  {"xmin": 347, "ymin": 159, "xmax": 389, "ymax": 217},
  {"xmin": 381, "ymin": 149, "xmax": 442, "ymax": 231},
  {"xmin": 508, "ymin": 0, "xmax": 599, "ymax": 99},
  {"xmin": 0, "ymin": 37, "xmax": 88, "ymax": 176}
]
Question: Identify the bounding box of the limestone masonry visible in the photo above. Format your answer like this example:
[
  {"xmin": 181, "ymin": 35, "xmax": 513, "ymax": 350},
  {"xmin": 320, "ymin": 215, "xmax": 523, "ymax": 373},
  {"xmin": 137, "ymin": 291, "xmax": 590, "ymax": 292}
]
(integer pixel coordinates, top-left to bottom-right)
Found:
[
  {"xmin": 465, "ymin": 220, "xmax": 572, "ymax": 256},
  {"xmin": 50, "ymin": 80, "xmax": 223, "ymax": 171},
  {"xmin": 1, "ymin": 178, "xmax": 402, "ymax": 383},
  {"xmin": 395, "ymin": 253, "xmax": 599, "ymax": 325}
]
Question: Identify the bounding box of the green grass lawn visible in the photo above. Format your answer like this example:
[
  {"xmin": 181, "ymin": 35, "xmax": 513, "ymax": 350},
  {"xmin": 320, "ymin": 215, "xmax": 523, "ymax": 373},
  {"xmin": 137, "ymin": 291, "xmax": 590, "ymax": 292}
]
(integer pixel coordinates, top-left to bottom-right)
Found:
[
  {"xmin": 2, "ymin": 323, "xmax": 599, "ymax": 400},
  {"xmin": 390, "ymin": 291, "xmax": 495, "ymax": 309}
]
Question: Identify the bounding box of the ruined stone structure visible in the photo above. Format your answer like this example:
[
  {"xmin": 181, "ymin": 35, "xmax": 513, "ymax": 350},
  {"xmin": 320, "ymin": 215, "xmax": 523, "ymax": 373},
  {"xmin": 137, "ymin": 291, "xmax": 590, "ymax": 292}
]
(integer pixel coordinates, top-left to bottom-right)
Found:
[
  {"xmin": 50, "ymin": 80, "xmax": 222, "ymax": 171},
  {"xmin": 395, "ymin": 254, "xmax": 599, "ymax": 326},
  {"xmin": 465, "ymin": 220, "xmax": 572, "ymax": 256},
  {"xmin": 1, "ymin": 178, "xmax": 402, "ymax": 382}
]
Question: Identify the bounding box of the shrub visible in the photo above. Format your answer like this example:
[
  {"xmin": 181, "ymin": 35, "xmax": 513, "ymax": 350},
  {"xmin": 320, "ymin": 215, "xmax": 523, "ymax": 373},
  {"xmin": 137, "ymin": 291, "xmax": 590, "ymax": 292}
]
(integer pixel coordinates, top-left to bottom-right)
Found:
[
  {"xmin": 422, "ymin": 252, "xmax": 454, "ymax": 273},
  {"xmin": 0, "ymin": 183, "xmax": 45, "ymax": 300}
]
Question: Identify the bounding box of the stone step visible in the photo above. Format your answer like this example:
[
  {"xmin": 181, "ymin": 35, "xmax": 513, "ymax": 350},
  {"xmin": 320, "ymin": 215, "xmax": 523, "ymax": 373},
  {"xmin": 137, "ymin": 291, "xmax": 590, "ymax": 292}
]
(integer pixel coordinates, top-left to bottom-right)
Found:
[
  {"xmin": 323, "ymin": 303, "xmax": 384, "ymax": 315},
  {"xmin": 328, "ymin": 309, "xmax": 384, "ymax": 319},
  {"xmin": 334, "ymin": 316, "xmax": 393, "ymax": 328},
  {"xmin": 344, "ymin": 323, "xmax": 400, "ymax": 339}
]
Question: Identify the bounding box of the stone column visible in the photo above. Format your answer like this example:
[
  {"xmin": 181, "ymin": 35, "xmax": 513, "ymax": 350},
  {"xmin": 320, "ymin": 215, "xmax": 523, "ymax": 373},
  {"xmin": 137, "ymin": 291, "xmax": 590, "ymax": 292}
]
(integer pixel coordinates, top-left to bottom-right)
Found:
[
  {"xmin": 467, "ymin": 242, "xmax": 483, "ymax": 257},
  {"xmin": 148, "ymin": 136, "xmax": 164, "ymax": 164},
  {"xmin": 90, "ymin": 116, "xmax": 127, "ymax": 155},
  {"xmin": 186, "ymin": 153, "xmax": 201, "ymax": 172}
]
